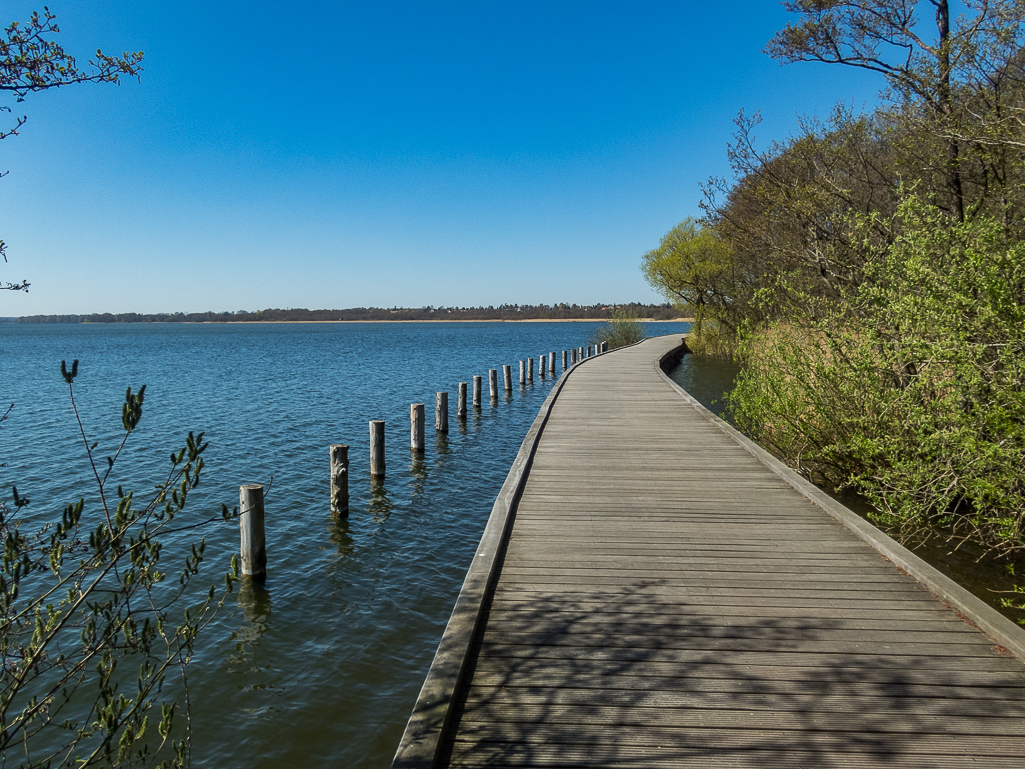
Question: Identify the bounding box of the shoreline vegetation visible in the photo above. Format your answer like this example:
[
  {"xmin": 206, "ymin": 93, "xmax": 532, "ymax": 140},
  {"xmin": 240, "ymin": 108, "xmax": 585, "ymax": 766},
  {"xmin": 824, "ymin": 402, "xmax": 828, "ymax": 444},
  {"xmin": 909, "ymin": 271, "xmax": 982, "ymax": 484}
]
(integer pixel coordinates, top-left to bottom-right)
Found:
[
  {"xmin": 7, "ymin": 303, "xmax": 683, "ymax": 324},
  {"xmin": 642, "ymin": 3, "xmax": 1025, "ymax": 624}
]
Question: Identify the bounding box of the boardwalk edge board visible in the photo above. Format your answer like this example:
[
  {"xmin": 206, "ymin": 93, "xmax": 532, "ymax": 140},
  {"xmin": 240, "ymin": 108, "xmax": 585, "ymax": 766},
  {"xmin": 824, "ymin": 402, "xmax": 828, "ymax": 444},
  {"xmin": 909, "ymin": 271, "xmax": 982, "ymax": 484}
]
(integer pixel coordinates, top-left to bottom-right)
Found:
[
  {"xmin": 390, "ymin": 345, "xmax": 612, "ymax": 768},
  {"xmin": 654, "ymin": 339, "xmax": 1025, "ymax": 663}
]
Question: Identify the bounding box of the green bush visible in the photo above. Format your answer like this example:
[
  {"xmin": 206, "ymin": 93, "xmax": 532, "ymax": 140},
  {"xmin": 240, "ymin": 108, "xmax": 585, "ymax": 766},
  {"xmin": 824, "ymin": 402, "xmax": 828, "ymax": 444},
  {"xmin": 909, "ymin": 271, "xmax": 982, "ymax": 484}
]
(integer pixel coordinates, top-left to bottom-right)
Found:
[
  {"xmin": 728, "ymin": 196, "xmax": 1025, "ymax": 558},
  {"xmin": 593, "ymin": 309, "xmax": 646, "ymax": 350}
]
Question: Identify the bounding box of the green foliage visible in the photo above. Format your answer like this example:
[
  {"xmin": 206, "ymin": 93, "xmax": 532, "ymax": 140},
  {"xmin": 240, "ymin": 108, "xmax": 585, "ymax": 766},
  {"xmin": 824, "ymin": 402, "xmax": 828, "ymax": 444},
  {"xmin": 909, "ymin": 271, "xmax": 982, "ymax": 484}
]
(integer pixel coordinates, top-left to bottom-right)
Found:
[
  {"xmin": 641, "ymin": 218, "xmax": 744, "ymax": 345},
  {"xmin": 675, "ymin": 0, "xmax": 1025, "ymax": 621},
  {"xmin": 729, "ymin": 196, "xmax": 1025, "ymax": 559},
  {"xmin": 0, "ymin": 362, "xmax": 237, "ymax": 767},
  {"xmin": 592, "ymin": 308, "xmax": 646, "ymax": 350}
]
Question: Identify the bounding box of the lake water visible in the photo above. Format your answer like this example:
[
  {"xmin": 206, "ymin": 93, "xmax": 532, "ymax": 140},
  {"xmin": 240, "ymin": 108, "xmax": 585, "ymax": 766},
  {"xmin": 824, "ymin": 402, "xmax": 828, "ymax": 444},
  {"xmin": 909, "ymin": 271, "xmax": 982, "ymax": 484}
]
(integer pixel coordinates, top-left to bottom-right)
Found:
[{"xmin": 2, "ymin": 321, "xmax": 692, "ymax": 768}]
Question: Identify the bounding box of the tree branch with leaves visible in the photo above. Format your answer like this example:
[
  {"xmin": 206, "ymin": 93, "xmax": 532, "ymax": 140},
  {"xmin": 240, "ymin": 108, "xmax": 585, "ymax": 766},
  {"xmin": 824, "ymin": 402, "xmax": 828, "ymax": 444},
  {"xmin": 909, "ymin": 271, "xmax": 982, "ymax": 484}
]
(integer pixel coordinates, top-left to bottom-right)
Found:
[
  {"xmin": 0, "ymin": 7, "xmax": 144, "ymax": 293},
  {"xmin": 1, "ymin": 362, "xmax": 238, "ymax": 768}
]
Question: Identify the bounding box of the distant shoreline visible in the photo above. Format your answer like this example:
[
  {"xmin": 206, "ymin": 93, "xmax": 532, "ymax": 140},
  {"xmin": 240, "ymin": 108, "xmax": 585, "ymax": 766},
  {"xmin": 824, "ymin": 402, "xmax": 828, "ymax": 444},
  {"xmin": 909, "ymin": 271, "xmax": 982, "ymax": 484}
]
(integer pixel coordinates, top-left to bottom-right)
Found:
[
  {"xmin": 10, "ymin": 303, "xmax": 686, "ymax": 325},
  {"xmin": 175, "ymin": 317, "xmax": 693, "ymax": 324}
]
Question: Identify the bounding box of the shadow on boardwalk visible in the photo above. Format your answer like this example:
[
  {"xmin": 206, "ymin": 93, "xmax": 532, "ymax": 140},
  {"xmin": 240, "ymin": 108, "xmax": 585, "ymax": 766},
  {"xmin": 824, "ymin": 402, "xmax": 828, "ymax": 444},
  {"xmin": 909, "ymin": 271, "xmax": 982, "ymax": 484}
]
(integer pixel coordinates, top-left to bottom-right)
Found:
[{"xmin": 439, "ymin": 579, "xmax": 1025, "ymax": 768}]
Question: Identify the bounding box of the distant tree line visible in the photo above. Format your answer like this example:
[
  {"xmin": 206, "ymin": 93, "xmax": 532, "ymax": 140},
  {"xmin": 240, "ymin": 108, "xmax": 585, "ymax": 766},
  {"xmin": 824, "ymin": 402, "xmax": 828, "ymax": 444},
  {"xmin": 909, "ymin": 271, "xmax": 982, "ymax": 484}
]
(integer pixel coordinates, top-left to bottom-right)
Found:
[{"xmin": 12, "ymin": 303, "xmax": 681, "ymax": 324}]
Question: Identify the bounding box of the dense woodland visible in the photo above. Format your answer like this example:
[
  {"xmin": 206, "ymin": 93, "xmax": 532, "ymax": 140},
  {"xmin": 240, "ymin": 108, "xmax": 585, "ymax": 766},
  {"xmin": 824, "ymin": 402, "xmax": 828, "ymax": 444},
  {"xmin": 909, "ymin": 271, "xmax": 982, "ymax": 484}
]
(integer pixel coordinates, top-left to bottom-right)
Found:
[
  {"xmin": 11, "ymin": 303, "xmax": 681, "ymax": 323},
  {"xmin": 642, "ymin": 0, "xmax": 1025, "ymax": 610}
]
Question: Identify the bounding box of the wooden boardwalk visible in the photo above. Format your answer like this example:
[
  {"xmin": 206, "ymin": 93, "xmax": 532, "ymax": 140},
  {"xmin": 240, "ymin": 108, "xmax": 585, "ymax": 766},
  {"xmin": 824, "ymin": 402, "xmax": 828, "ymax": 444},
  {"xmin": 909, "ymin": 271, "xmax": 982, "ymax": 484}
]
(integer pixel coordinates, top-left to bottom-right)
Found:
[{"xmin": 393, "ymin": 335, "xmax": 1025, "ymax": 769}]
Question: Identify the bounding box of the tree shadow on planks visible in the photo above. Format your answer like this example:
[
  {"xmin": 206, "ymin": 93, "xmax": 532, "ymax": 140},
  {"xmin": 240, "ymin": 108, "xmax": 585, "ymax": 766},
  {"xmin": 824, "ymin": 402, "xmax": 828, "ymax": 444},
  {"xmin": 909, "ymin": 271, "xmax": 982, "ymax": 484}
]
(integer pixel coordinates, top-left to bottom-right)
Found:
[{"xmin": 437, "ymin": 579, "xmax": 1025, "ymax": 768}]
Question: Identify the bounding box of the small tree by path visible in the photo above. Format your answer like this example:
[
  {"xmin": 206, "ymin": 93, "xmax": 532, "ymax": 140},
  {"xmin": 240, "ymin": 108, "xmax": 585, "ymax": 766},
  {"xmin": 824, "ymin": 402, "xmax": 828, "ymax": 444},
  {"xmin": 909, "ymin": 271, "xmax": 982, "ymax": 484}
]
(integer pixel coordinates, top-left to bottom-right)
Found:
[{"xmin": 592, "ymin": 309, "xmax": 646, "ymax": 350}]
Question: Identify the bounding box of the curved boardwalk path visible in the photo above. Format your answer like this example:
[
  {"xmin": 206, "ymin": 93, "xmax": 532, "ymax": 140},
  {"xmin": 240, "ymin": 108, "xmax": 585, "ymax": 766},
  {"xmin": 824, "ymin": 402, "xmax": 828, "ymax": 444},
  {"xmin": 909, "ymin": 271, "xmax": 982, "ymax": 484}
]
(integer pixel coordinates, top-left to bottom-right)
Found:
[{"xmin": 394, "ymin": 335, "xmax": 1025, "ymax": 768}]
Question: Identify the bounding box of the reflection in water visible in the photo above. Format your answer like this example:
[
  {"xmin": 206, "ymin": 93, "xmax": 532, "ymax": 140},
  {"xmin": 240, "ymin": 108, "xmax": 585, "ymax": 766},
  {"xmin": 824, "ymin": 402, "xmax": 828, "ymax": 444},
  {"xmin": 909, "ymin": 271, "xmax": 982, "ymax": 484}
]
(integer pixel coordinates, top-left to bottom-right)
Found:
[
  {"xmin": 668, "ymin": 353, "xmax": 741, "ymax": 420},
  {"xmin": 408, "ymin": 450, "xmax": 429, "ymax": 501},
  {"xmin": 231, "ymin": 580, "xmax": 273, "ymax": 664},
  {"xmin": 328, "ymin": 516, "xmax": 355, "ymax": 559},
  {"xmin": 368, "ymin": 477, "xmax": 393, "ymax": 523}
]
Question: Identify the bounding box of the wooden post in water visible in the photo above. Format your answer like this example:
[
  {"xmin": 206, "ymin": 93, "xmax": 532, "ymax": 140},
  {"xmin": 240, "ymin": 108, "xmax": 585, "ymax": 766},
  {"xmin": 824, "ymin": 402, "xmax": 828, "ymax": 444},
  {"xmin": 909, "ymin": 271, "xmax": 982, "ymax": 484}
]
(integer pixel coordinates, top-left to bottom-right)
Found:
[
  {"xmin": 579, "ymin": 346, "xmax": 584, "ymax": 360},
  {"xmin": 562, "ymin": 350, "xmax": 568, "ymax": 370},
  {"xmin": 239, "ymin": 483, "xmax": 266, "ymax": 581},
  {"xmin": 436, "ymin": 392, "xmax": 448, "ymax": 433},
  {"xmin": 411, "ymin": 403, "xmax": 425, "ymax": 452},
  {"xmin": 488, "ymin": 369, "xmax": 498, "ymax": 400},
  {"xmin": 602, "ymin": 341, "xmax": 609, "ymax": 353},
  {"xmin": 550, "ymin": 351, "xmax": 556, "ymax": 375},
  {"xmin": 571, "ymin": 348, "xmax": 578, "ymax": 365},
  {"xmin": 330, "ymin": 444, "xmax": 349, "ymax": 516},
  {"xmin": 457, "ymin": 382, "xmax": 467, "ymax": 418},
  {"xmin": 503, "ymin": 364, "xmax": 512, "ymax": 392},
  {"xmin": 539, "ymin": 354, "xmax": 546, "ymax": 377},
  {"xmin": 473, "ymin": 375, "xmax": 482, "ymax": 408},
  {"xmin": 370, "ymin": 420, "xmax": 386, "ymax": 477},
  {"xmin": 519, "ymin": 360, "xmax": 526, "ymax": 385},
  {"xmin": 528, "ymin": 356, "xmax": 534, "ymax": 381}
]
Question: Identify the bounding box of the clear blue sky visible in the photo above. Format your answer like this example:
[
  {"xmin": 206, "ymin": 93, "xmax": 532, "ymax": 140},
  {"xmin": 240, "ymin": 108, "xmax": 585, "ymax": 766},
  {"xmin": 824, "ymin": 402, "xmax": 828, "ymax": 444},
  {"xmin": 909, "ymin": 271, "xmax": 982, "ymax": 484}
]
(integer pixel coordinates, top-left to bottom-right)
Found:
[{"xmin": 1, "ymin": 0, "xmax": 883, "ymax": 315}]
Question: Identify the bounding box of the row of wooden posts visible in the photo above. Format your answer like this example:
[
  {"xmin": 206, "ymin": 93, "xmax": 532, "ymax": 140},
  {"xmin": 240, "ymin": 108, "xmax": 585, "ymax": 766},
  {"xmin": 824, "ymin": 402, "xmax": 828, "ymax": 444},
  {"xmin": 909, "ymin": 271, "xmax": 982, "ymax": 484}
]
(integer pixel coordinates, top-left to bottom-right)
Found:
[{"xmin": 237, "ymin": 341, "xmax": 609, "ymax": 580}]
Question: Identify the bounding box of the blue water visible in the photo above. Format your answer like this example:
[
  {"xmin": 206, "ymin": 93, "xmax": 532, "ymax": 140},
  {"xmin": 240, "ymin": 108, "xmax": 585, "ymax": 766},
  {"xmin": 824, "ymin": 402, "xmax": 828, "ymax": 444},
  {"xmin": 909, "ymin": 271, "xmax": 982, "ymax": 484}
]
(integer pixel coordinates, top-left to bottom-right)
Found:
[
  {"xmin": 667, "ymin": 352, "xmax": 740, "ymax": 420},
  {"xmin": 1, "ymin": 321, "xmax": 690, "ymax": 768}
]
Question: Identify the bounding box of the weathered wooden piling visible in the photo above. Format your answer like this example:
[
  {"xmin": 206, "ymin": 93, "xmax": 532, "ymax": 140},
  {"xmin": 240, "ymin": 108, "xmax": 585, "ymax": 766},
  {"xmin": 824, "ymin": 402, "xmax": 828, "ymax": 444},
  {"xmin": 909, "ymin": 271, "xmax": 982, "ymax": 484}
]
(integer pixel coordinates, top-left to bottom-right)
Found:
[
  {"xmin": 503, "ymin": 364, "xmax": 512, "ymax": 392},
  {"xmin": 411, "ymin": 403, "xmax": 425, "ymax": 452},
  {"xmin": 519, "ymin": 360, "xmax": 526, "ymax": 385},
  {"xmin": 571, "ymin": 348, "xmax": 578, "ymax": 365},
  {"xmin": 457, "ymin": 382, "xmax": 467, "ymax": 418},
  {"xmin": 436, "ymin": 392, "xmax": 449, "ymax": 433},
  {"xmin": 539, "ymin": 354, "xmax": 547, "ymax": 377},
  {"xmin": 369, "ymin": 420, "xmax": 386, "ymax": 477},
  {"xmin": 562, "ymin": 350, "xmax": 568, "ymax": 370},
  {"xmin": 488, "ymin": 369, "xmax": 498, "ymax": 400},
  {"xmin": 239, "ymin": 483, "xmax": 267, "ymax": 581},
  {"xmin": 550, "ymin": 351, "xmax": 556, "ymax": 374},
  {"xmin": 473, "ymin": 375, "xmax": 483, "ymax": 408},
  {"xmin": 528, "ymin": 356, "xmax": 534, "ymax": 380},
  {"xmin": 329, "ymin": 444, "xmax": 349, "ymax": 516}
]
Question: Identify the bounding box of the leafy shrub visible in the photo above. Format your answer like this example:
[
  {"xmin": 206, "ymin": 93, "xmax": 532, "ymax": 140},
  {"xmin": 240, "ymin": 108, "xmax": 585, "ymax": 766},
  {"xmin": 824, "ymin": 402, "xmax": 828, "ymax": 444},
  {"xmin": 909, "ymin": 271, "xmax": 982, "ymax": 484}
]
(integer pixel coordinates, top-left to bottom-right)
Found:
[
  {"xmin": 728, "ymin": 197, "xmax": 1025, "ymax": 558},
  {"xmin": 593, "ymin": 309, "xmax": 646, "ymax": 350}
]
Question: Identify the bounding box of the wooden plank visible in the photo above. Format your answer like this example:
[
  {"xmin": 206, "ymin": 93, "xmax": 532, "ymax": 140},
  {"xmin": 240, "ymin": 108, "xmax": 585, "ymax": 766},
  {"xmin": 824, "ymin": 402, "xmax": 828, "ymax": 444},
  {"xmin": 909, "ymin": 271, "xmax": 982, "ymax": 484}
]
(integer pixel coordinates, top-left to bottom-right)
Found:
[
  {"xmin": 451, "ymin": 701, "xmax": 1025, "ymax": 736},
  {"xmin": 475, "ymin": 642, "xmax": 1023, "ymax": 671},
  {"xmin": 448, "ymin": 722, "xmax": 1025, "ymax": 757},
  {"xmin": 466, "ymin": 663, "xmax": 1025, "ymax": 695}
]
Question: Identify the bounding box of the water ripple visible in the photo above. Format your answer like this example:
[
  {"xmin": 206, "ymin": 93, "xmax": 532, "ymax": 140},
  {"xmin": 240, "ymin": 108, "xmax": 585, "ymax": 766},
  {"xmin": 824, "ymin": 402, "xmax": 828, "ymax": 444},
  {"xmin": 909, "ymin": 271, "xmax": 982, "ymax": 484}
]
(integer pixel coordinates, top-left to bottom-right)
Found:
[{"xmin": 1, "ymin": 321, "xmax": 689, "ymax": 768}]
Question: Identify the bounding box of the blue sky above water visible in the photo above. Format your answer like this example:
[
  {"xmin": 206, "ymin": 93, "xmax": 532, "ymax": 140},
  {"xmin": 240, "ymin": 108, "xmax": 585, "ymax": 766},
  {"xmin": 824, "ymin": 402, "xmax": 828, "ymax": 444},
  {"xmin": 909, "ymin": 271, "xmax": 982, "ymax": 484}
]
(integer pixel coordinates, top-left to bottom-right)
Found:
[{"xmin": 1, "ymin": 0, "xmax": 885, "ymax": 315}]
